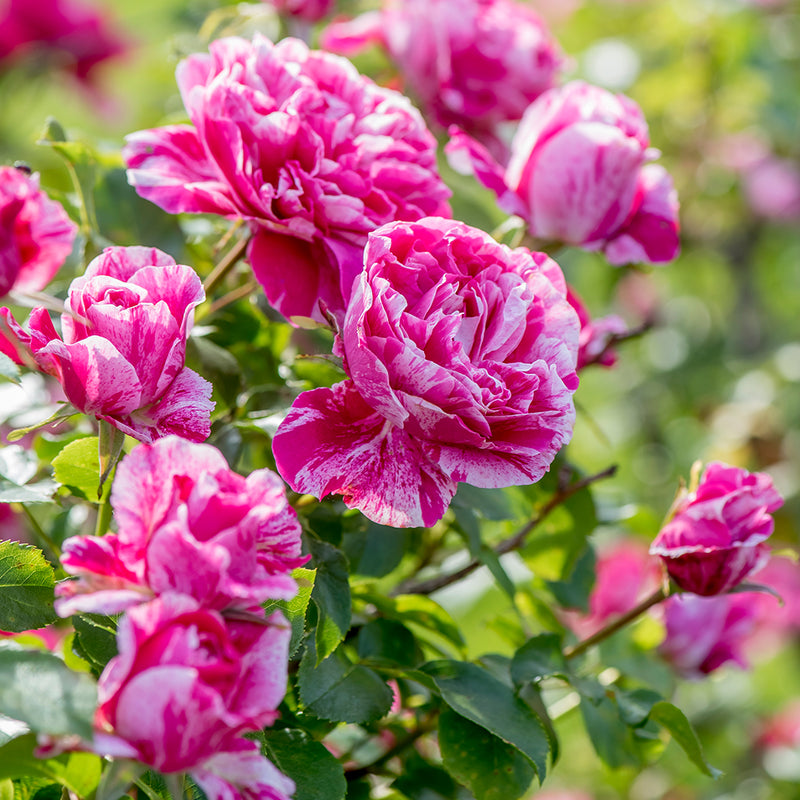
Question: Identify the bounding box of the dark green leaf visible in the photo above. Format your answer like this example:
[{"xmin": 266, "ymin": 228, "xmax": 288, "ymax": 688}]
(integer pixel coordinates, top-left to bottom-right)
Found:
[
  {"xmin": 261, "ymin": 728, "xmax": 346, "ymax": 800},
  {"xmin": 71, "ymin": 614, "xmax": 118, "ymax": 678},
  {"xmin": 544, "ymin": 545, "xmax": 597, "ymax": 613},
  {"xmin": 616, "ymin": 688, "xmax": 663, "ymax": 727},
  {"xmin": 451, "ymin": 484, "xmax": 520, "ymax": 521},
  {"xmin": 343, "ymin": 521, "xmax": 409, "ymax": 578},
  {"xmin": 0, "ymin": 644, "xmax": 97, "ymax": 739},
  {"xmin": 307, "ymin": 538, "xmax": 351, "ymax": 664},
  {"xmin": 579, "ymin": 695, "xmax": 642, "ymax": 769},
  {"xmin": 438, "ymin": 708, "xmax": 535, "ymax": 800},
  {"xmin": 186, "ymin": 337, "xmax": 242, "ymax": 408},
  {"xmin": 648, "ymin": 701, "xmax": 722, "ymax": 778},
  {"xmin": 510, "ymin": 634, "xmax": 569, "ymax": 687},
  {"xmin": 0, "ymin": 542, "xmax": 56, "ymax": 632},
  {"xmin": 421, "ymin": 660, "xmax": 549, "ymax": 780},
  {"xmin": 392, "ymin": 753, "xmax": 460, "ymax": 800},
  {"xmin": 357, "ymin": 618, "xmax": 420, "ymax": 668}
]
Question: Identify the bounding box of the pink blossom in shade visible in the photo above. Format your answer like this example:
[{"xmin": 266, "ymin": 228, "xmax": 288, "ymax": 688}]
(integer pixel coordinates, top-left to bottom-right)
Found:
[
  {"xmin": 55, "ymin": 436, "xmax": 306, "ymax": 617},
  {"xmin": 744, "ymin": 555, "xmax": 800, "ymax": 649},
  {"xmin": 321, "ymin": 0, "xmax": 564, "ymax": 156},
  {"xmin": 0, "ymin": 166, "xmax": 76, "ymax": 298},
  {"xmin": 122, "ymin": 35, "xmax": 451, "ymax": 325},
  {"xmin": 0, "ymin": 246, "xmax": 214, "ymax": 443},
  {"xmin": 563, "ymin": 540, "xmax": 662, "ymax": 639},
  {"xmin": 265, "ymin": 0, "xmax": 334, "ymax": 23},
  {"xmin": 93, "ymin": 593, "xmax": 293, "ymax": 798},
  {"xmin": 659, "ymin": 593, "xmax": 759, "ymax": 678},
  {"xmin": 649, "ymin": 462, "xmax": 783, "ymax": 596},
  {"xmin": 756, "ymin": 701, "xmax": 800, "ymax": 750},
  {"xmin": 272, "ymin": 217, "xmax": 580, "ymax": 529},
  {"xmin": 0, "ymin": 0, "xmax": 126, "ymax": 86},
  {"xmin": 565, "ymin": 287, "xmax": 628, "ymax": 370},
  {"xmin": 446, "ymin": 81, "xmax": 681, "ymax": 266}
]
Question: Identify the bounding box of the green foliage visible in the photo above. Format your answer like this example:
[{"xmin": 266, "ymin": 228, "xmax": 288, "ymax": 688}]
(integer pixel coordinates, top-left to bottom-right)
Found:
[
  {"xmin": 52, "ymin": 437, "xmax": 102, "ymax": 501},
  {"xmin": 307, "ymin": 538, "xmax": 352, "ymax": 663},
  {"xmin": 264, "ymin": 567, "xmax": 316, "ymax": 657},
  {"xmin": 648, "ymin": 701, "xmax": 722, "ymax": 779},
  {"xmin": 510, "ymin": 633, "xmax": 570, "ymax": 686},
  {"xmin": 71, "ymin": 614, "xmax": 119, "ymax": 678},
  {"xmin": 0, "ymin": 643, "xmax": 97, "ymax": 739},
  {"xmin": 0, "ymin": 542, "xmax": 56, "ymax": 633}
]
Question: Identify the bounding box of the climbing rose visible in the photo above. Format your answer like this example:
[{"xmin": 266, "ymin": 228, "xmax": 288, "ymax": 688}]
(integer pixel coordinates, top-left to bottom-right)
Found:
[
  {"xmin": 0, "ymin": 165, "xmax": 76, "ymax": 297},
  {"xmin": 321, "ymin": 0, "xmax": 564, "ymax": 156},
  {"xmin": 55, "ymin": 436, "xmax": 306, "ymax": 616},
  {"xmin": 123, "ymin": 34, "xmax": 451, "ymax": 324},
  {"xmin": 446, "ymin": 81, "xmax": 680, "ymax": 265},
  {"xmin": 93, "ymin": 593, "xmax": 294, "ymax": 800},
  {"xmin": 273, "ymin": 217, "xmax": 580, "ymax": 528},
  {"xmin": 650, "ymin": 462, "xmax": 783, "ymax": 596},
  {"xmin": 0, "ymin": 246, "xmax": 213, "ymax": 443}
]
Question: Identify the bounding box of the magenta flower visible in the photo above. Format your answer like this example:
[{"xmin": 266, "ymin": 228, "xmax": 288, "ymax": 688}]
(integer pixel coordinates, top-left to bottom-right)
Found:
[
  {"xmin": 265, "ymin": 0, "xmax": 334, "ymax": 23},
  {"xmin": 566, "ymin": 286, "xmax": 628, "ymax": 370},
  {"xmin": 55, "ymin": 436, "xmax": 306, "ymax": 616},
  {"xmin": 322, "ymin": 0, "xmax": 564, "ymax": 156},
  {"xmin": 659, "ymin": 593, "xmax": 758, "ymax": 678},
  {"xmin": 650, "ymin": 462, "xmax": 783, "ymax": 596},
  {"xmin": 93, "ymin": 593, "xmax": 294, "ymax": 799},
  {"xmin": 273, "ymin": 217, "xmax": 579, "ymax": 528},
  {"xmin": 446, "ymin": 81, "xmax": 681, "ymax": 266},
  {"xmin": 0, "ymin": 165, "xmax": 76, "ymax": 297},
  {"xmin": 123, "ymin": 34, "xmax": 451, "ymax": 324},
  {"xmin": 0, "ymin": 246, "xmax": 213, "ymax": 442},
  {"xmin": 0, "ymin": 0, "xmax": 126, "ymax": 86}
]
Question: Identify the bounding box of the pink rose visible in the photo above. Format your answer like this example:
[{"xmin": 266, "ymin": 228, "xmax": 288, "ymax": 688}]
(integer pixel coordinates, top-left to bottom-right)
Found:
[
  {"xmin": 0, "ymin": 165, "xmax": 76, "ymax": 297},
  {"xmin": 123, "ymin": 34, "xmax": 451, "ymax": 324},
  {"xmin": 93, "ymin": 594, "xmax": 294, "ymax": 800},
  {"xmin": 563, "ymin": 540, "xmax": 662, "ymax": 638},
  {"xmin": 322, "ymin": 0, "xmax": 564, "ymax": 156},
  {"xmin": 566, "ymin": 287, "xmax": 628, "ymax": 370},
  {"xmin": 659, "ymin": 593, "xmax": 758, "ymax": 678},
  {"xmin": 743, "ymin": 156, "xmax": 800, "ymax": 222},
  {"xmin": 0, "ymin": 0, "xmax": 126, "ymax": 85},
  {"xmin": 650, "ymin": 462, "xmax": 783, "ymax": 596},
  {"xmin": 265, "ymin": 0, "xmax": 334, "ymax": 22},
  {"xmin": 273, "ymin": 217, "xmax": 579, "ymax": 528},
  {"xmin": 55, "ymin": 436, "xmax": 306, "ymax": 616},
  {"xmin": 0, "ymin": 246, "xmax": 213, "ymax": 443},
  {"xmin": 446, "ymin": 81, "xmax": 681, "ymax": 266}
]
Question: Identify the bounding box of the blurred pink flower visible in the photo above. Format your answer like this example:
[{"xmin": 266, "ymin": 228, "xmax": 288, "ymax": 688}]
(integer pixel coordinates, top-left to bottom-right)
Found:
[
  {"xmin": 757, "ymin": 700, "xmax": 800, "ymax": 750},
  {"xmin": 55, "ymin": 436, "xmax": 306, "ymax": 616},
  {"xmin": 566, "ymin": 287, "xmax": 628, "ymax": 369},
  {"xmin": 0, "ymin": 0, "xmax": 126, "ymax": 85},
  {"xmin": 322, "ymin": 0, "xmax": 564, "ymax": 155},
  {"xmin": 447, "ymin": 81, "xmax": 680, "ymax": 265},
  {"xmin": 650, "ymin": 462, "xmax": 783, "ymax": 596},
  {"xmin": 563, "ymin": 539, "xmax": 662, "ymax": 638},
  {"xmin": 0, "ymin": 165, "xmax": 76, "ymax": 297},
  {"xmin": 743, "ymin": 157, "xmax": 800, "ymax": 222},
  {"xmin": 265, "ymin": 0, "xmax": 334, "ymax": 22},
  {"xmin": 659, "ymin": 592, "xmax": 758, "ymax": 678},
  {"xmin": 93, "ymin": 593, "xmax": 294, "ymax": 799},
  {"xmin": 1, "ymin": 246, "xmax": 214, "ymax": 443},
  {"xmin": 123, "ymin": 34, "xmax": 451, "ymax": 324},
  {"xmin": 273, "ymin": 217, "xmax": 579, "ymax": 528}
]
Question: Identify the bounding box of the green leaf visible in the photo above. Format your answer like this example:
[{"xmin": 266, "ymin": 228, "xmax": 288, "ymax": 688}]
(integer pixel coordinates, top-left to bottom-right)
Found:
[
  {"xmin": 544, "ymin": 544, "xmax": 597, "ymax": 613},
  {"xmin": 298, "ymin": 640, "xmax": 392, "ymax": 724},
  {"xmin": 308, "ymin": 539, "xmax": 351, "ymax": 664},
  {"xmin": 0, "ymin": 542, "xmax": 56, "ymax": 632},
  {"xmin": 616, "ymin": 688, "xmax": 663, "ymax": 727},
  {"xmin": 438, "ymin": 708, "xmax": 535, "ymax": 800},
  {"xmin": 97, "ymin": 423, "xmax": 125, "ymax": 500},
  {"xmin": 451, "ymin": 484, "xmax": 521, "ymax": 521},
  {"xmin": 52, "ymin": 437, "xmax": 101, "ymax": 501},
  {"xmin": 261, "ymin": 728, "xmax": 346, "ymax": 800},
  {"xmin": 71, "ymin": 614, "xmax": 118, "ymax": 678},
  {"xmin": 0, "ymin": 735, "xmax": 102, "ymax": 795},
  {"xmin": 342, "ymin": 521, "xmax": 409, "ymax": 578},
  {"xmin": 357, "ymin": 619, "xmax": 420, "ymax": 668},
  {"xmin": 648, "ymin": 701, "xmax": 722, "ymax": 778},
  {"xmin": 392, "ymin": 753, "xmax": 460, "ymax": 800},
  {"xmin": 186, "ymin": 337, "xmax": 242, "ymax": 408},
  {"xmin": 421, "ymin": 660, "xmax": 549, "ymax": 780},
  {"xmin": 0, "ymin": 643, "xmax": 97, "ymax": 739},
  {"xmin": 579, "ymin": 695, "xmax": 642, "ymax": 769},
  {"xmin": 0, "ymin": 778, "xmax": 12, "ymax": 800},
  {"xmin": 0, "ymin": 354, "xmax": 21, "ymax": 385},
  {"xmin": 510, "ymin": 633, "xmax": 569, "ymax": 687},
  {"xmin": 263, "ymin": 567, "xmax": 315, "ymax": 657}
]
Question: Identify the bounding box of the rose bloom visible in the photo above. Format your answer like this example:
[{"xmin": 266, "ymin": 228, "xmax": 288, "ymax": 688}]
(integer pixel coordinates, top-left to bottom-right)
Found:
[
  {"xmin": 0, "ymin": 246, "xmax": 213, "ymax": 443},
  {"xmin": 93, "ymin": 594, "xmax": 294, "ymax": 800},
  {"xmin": 123, "ymin": 34, "xmax": 451, "ymax": 324},
  {"xmin": 322, "ymin": 0, "xmax": 564, "ymax": 156},
  {"xmin": 273, "ymin": 217, "xmax": 579, "ymax": 528},
  {"xmin": 55, "ymin": 436, "xmax": 306, "ymax": 616},
  {"xmin": 649, "ymin": 462, "xmax": 783, "ymax": 596},
  {"xmin": 446, "ymin": 81, "xmax": 680, "ymax": 266},
  {"xmin": 659, "ymin": 593, "xmax": 758, "ymax": 678},
  {"xmin": 566, "ymin": 286, "xmax": 627, "ymax": 370},
  {"xmin": 0, "ymin": 0, "xmax": 126, "ymax": 85},
  {"xmin": 0, "ymin": 165, "xmax": 76, "ymax": 297}
]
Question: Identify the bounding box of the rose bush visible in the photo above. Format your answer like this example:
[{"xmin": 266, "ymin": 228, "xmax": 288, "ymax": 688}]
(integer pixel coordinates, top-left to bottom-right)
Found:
[
  {"xmin": 650, "ymin": 462, "xmax": 783, "ymax": 595},
  {"xmin": 273, "ymin": 216, "xmax": 580, "ymax": 527},
  {"xmin": 446, "ymin": 81, "xmax": 681, "ymax": 265},
  {"xmin": 55, "ymin": 436, "xmax": 305, "ymax": 616},
  {"xmin": 0, "ymin": 245, "xmax": 213, "ymax": 442},
  {"xmin": 123, "ymin": 34, "xmax": 451, "ymax": 324}
]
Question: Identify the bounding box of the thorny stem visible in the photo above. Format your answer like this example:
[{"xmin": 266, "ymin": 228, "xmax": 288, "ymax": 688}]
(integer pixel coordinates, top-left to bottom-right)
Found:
[
  {"xmin": 563, "ymin": 585, "xmax": 668, "ymax": 660},
  {"xmin": 20, "ymin": 504, "xmax": 61, "ymax": 561},
  {"xmin": 203, "ymin": 234, "xmax": 249, "ymax": 295},
  {"xmin": 396, "ymin": 464, "xmax": 618, "ymax": 596}
]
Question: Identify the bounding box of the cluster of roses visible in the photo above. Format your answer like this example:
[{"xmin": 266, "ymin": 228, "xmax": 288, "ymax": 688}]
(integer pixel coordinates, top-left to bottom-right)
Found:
[{"xmin": 53, "ymin": 432, "xmax": 306, "ymax": 799}]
